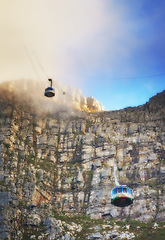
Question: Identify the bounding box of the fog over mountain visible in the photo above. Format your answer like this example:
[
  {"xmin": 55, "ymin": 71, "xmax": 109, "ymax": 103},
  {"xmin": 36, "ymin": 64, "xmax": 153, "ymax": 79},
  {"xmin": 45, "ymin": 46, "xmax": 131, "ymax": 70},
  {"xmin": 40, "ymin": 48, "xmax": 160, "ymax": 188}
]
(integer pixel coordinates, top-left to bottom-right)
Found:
[{"xmin": 0, "ymin": 79, "xmax": 104, "ymax": 113}]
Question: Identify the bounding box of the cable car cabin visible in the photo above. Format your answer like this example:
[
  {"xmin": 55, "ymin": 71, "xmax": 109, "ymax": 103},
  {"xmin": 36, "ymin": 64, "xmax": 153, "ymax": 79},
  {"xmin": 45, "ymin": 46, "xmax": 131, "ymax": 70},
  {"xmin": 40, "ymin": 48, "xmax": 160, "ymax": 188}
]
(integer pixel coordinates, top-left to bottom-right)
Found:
[
  {"xmin": 44, "ymin": 79, "xmax": 55, "ymax": 97},
  {"xmin": 44, "ymin": 87, "xmax": 55, "ymax": 97},
  {"xmin": 111, "ymin": 185, "xmax": 133, "ymax": 207}
]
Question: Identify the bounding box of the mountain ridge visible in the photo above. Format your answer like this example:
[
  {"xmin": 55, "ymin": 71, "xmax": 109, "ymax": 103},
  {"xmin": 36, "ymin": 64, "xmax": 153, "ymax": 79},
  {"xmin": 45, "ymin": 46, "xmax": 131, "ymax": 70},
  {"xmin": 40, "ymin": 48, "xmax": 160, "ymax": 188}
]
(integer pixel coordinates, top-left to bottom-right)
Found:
[{"xmin": 0, "ymin": 85, "xmax": 164, "ymax": 239}]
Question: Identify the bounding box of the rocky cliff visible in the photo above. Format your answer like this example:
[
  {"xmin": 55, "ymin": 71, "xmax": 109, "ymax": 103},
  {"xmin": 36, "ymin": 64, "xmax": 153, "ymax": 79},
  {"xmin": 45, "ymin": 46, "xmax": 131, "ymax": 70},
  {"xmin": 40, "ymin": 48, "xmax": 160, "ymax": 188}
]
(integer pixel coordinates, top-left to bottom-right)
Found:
[{"xmin": 0, "ymin": 83, "xmax": 165, "ymax": 239}]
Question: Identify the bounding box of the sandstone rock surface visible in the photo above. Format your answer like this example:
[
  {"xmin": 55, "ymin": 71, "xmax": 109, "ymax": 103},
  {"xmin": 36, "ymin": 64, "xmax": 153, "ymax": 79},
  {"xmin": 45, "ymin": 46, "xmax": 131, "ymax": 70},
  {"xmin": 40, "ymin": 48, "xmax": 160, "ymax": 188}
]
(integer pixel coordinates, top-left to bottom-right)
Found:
[{"xmin": 0, "ymin": 86, "xmax": 165, "ymax": 239}]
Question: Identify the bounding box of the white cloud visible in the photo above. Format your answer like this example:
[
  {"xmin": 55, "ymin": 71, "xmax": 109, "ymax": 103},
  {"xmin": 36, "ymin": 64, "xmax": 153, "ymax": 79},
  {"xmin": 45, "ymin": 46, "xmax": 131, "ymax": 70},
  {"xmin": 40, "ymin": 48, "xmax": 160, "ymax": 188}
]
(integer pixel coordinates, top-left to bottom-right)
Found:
[
  {"xmin": 0, "ymin": 0, "xmax": 158, "ymax": 91},
  {"xmin": 0, "ymin": 0, "xmax": 135, "ymax": 85}
]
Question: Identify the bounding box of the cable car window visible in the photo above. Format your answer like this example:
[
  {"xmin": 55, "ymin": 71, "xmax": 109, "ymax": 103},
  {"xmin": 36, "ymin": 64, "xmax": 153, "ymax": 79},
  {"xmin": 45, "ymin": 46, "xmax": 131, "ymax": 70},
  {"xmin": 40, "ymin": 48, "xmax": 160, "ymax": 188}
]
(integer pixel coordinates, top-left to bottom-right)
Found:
[
  {"xmin": 123, "ymin": 188, "xmax": 127, "ymax": 193},
  {"xmin": 127, "ymin": 188, "xmax": 132, "ymax": 195},
  {"xmin": 118, "ymin": 188, "xmax": 122, "ymax": 193},
  {"xmin": 113, "ymin": 188, "xmax": 117, "ymax": 194}
]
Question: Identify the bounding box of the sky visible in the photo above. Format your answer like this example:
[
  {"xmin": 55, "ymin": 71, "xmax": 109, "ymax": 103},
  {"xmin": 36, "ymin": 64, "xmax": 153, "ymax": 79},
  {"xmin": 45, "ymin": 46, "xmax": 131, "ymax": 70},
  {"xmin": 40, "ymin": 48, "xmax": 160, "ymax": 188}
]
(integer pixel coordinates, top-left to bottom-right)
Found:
[{"xmin": 0, "ymin": 0, "xmax": 165, "ymax": 110}]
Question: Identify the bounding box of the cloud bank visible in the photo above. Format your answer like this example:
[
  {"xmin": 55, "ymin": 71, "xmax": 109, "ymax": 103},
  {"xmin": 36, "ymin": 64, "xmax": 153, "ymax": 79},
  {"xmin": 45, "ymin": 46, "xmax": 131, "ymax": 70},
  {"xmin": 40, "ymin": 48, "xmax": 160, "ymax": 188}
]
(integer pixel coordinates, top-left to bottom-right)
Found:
[{"xmin": 0, "ymin": 0, "xmax": 165, "ymax": 110}]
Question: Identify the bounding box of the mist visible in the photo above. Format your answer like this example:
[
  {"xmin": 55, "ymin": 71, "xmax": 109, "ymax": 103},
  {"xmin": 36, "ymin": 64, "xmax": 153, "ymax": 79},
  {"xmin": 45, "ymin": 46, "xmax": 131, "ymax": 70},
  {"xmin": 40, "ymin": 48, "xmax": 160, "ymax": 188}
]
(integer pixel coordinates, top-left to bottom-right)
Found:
[
  {"xmin": 1, "ymin": 0, "xmax": 164, "ymax": 111},
  {"xmin": 0, "ymin": 79, "xmax": 104, "ymax": 114},
  {"xmin": 0, "ymin": 0, "xmax": 137, "ymax": 85}
]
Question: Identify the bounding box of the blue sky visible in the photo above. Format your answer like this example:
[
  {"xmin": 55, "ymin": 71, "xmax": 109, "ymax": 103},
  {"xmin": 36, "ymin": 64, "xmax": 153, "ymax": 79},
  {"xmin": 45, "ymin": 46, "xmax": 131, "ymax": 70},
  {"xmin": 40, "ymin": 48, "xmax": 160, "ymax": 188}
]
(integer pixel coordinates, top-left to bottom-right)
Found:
[
  {"xmin": 76, "ymin": 0, "xmax": 165, "ymax": 109},
  {"xmin": 0, "ymin": 0, "xmax": 165, "ymax": 110}
]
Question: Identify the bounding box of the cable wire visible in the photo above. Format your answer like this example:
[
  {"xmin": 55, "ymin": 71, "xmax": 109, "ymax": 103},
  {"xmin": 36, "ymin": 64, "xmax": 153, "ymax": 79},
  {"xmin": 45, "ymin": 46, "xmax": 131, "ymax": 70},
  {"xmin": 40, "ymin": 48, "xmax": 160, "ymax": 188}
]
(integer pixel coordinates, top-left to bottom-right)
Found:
[
  {"xmin": 24, "ymin": 46, "xmax": 41, "ymax": 81},
  {"xmin": 31, "ymin": 49, "xmax": 49, "ymax": 79}
]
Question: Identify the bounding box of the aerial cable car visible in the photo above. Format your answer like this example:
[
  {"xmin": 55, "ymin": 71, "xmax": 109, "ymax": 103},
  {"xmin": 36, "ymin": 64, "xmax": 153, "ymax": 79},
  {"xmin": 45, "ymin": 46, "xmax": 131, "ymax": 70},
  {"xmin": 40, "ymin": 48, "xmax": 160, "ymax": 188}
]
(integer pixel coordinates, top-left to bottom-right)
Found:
[
  {"xmin": 111, "ymin": 185, "xmax": 133, "ymax": 207},
  {"xmin": 111, "ymin": 166, "xmax": 133, "ymax": 207},
  {"xmin": 44, "ymin": 79, "xmax": 55, "ymax": 97}
]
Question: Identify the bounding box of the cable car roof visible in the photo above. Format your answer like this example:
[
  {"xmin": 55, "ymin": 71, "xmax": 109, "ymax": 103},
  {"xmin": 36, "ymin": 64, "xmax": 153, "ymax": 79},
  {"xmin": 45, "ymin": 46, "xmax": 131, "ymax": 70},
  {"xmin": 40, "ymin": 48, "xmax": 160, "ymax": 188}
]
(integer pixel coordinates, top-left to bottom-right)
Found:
[{"xmin": 45, "ymin": 87, "xmax": 54, "ymax": 91}]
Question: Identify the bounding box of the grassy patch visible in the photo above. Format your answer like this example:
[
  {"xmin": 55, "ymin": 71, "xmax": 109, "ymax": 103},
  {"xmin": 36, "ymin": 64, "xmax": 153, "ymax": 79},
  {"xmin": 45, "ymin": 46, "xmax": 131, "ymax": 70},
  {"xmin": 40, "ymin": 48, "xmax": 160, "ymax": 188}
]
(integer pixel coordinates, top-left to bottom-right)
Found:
[
  {"xmin": 135, "ymin": 226, "xmax": 165, "ymax": 240},
  {"xmin": 21, "ymin": 225, "xmax": 45, "ymax": 240},
  {"xmin": 117, "ymin": 220, "xmax": 165, "ymax": 240},
  {"xmin": 51, "ymin": 210, "xmax": 114, "ymax": 239}
]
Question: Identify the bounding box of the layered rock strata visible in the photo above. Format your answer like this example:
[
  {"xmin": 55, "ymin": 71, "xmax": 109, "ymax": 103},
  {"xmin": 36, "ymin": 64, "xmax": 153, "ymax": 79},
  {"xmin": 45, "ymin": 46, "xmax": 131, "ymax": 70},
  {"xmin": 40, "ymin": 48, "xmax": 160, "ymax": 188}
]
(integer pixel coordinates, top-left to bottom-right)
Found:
[{"xmin": 0, "ymin": 89, "xmax": 164, "ymax": 239}]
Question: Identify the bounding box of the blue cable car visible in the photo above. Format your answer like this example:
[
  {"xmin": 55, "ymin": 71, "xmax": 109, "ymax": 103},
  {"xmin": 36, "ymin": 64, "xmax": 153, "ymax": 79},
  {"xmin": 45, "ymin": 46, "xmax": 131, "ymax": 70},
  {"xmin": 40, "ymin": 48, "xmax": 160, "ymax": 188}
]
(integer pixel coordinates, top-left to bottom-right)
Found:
[
  {"xmin": 44, "ymin": 79, "xmax": 55, "ymax": 97},
  {"xmin": 111, "ymin": 185, "xmax": 133, "ymax": 207}
]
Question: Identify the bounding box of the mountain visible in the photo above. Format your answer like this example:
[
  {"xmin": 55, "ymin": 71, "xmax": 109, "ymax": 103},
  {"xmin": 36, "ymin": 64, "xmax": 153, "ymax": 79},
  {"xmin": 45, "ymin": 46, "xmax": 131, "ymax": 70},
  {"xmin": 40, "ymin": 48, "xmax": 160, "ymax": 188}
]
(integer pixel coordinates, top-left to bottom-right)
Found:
[
  {"xmin": 0, "ymin": 81, "xmax": 165, "ymax": 239},
  {"xmin": 0, "ymin": 79, "xmax": 104, "ymax": 113}
]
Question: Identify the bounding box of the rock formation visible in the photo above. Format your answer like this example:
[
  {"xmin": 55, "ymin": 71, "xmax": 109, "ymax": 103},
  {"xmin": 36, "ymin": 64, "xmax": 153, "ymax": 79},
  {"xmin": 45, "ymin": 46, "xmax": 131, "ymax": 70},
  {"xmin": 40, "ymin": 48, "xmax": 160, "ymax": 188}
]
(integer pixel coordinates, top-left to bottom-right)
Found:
[{"xmin": 0, "ymin": 81, "xmax": 164, "ymax": 239}]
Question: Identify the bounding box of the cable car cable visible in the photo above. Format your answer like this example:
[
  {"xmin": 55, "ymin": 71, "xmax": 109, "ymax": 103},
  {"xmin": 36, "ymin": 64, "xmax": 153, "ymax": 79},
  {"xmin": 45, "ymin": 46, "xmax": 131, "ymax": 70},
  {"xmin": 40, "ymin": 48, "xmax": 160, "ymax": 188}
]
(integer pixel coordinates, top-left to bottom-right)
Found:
[
  {"xmin": 24, "ymin": 46, "xmax": 48, "ymax": 89},
  {"xmin": 24, "ymin": 46, "xmax": 42, "ymax": 82},
  {"xmin": 30, "ymin": 48, "xmax": 49, "ymax": 79}
]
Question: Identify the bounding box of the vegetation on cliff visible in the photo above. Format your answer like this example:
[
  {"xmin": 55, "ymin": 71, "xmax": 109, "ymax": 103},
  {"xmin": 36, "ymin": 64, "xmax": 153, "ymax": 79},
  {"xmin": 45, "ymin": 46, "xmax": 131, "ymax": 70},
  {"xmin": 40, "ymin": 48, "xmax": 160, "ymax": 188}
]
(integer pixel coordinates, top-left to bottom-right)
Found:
[{"xmin": 0, "ymin": 83, "xmax": 164, "ymax": 239}]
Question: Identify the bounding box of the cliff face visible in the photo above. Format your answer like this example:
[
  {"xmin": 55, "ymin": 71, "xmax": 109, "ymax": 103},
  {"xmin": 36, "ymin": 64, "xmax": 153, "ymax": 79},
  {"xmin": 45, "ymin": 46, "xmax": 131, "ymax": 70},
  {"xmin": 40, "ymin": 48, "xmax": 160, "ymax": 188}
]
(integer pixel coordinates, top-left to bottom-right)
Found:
[{"xmin": 0, "ymin": 87, "xmax": 165, "ymax": 239}]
